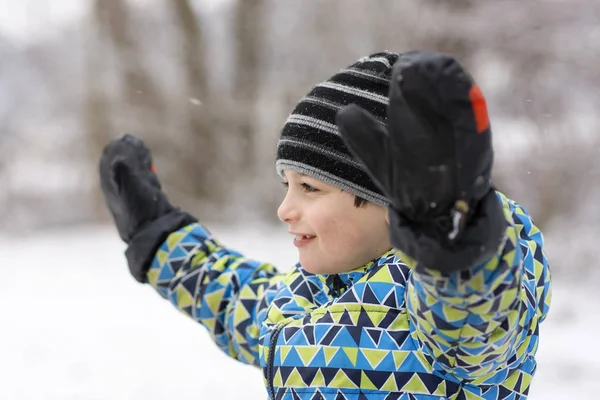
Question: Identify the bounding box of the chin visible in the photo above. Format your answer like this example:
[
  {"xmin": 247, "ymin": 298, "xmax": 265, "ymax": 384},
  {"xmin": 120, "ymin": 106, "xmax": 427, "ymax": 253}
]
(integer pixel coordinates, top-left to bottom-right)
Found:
[{"xmin": 298, "ymin": 258, "xmax": 323, "ymax": 275}]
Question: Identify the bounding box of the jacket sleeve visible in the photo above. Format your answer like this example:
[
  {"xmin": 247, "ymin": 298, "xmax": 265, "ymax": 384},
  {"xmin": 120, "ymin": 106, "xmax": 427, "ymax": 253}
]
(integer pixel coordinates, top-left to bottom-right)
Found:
[
  {"xmin": 406, "ymin": 191, "xmax": 552, "ymax": 381},
  {"xmin": 146, "ymin": 222, "xmax": 288, "ymax": 367}
]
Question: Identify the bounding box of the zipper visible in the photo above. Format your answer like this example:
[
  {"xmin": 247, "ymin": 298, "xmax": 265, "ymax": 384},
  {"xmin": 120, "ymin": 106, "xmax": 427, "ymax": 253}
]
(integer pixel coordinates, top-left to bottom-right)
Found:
[{"xmin": 267, "ymin": 324, "xmax": 284, "ymax": 400}]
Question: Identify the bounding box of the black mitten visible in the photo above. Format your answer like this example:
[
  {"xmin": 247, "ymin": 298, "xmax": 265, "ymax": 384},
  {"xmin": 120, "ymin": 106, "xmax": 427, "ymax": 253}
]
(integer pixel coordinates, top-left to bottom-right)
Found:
[
  {"xmin": 99, "ymin": 134, "xmax": 197, "ymax": 282},
  {"xmin": 336, "ymin": 50, "xmax": 505, "ymax": 273}
]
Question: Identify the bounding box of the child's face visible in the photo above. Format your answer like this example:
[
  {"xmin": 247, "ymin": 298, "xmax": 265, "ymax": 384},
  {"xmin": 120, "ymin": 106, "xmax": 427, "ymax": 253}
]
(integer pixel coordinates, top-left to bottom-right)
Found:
[{"xmin": 278, "ymin": 169, "xmax": 391, "ymax": 275}]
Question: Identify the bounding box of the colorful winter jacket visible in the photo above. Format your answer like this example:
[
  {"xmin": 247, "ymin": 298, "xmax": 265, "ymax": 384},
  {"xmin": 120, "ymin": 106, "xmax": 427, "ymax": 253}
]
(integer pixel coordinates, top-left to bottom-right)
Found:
[{"xmin": 147, "ymin": 191, "xmax": 551, "ymax": 399}]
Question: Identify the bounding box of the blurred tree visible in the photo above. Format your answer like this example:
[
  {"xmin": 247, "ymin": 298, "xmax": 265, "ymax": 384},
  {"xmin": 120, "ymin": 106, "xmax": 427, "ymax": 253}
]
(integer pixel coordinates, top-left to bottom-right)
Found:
[
  {"xmin": 421, "ymin": 0, "xmax": 475, "ymax": 63},
  {"xmin": 232, "ymin": 0, "xmax": 265, "ymax": 179},
  {"xmin": 166, "ymin": 0, "xmax": 216, "ymax": 202},
  {"xmin": 86, "ymin": 0, "xmax": 169, "ymax": 218},
  {"xmin": 95, "ymin": 0, "xmax": 167, "ymax": 132},
  {"xmin": 3, "ymin": 0, "xmax": 598, "ymax": 247},
  {"xmin": 85, "ymin": 0, "xmax": 113, "ymax": 220}
]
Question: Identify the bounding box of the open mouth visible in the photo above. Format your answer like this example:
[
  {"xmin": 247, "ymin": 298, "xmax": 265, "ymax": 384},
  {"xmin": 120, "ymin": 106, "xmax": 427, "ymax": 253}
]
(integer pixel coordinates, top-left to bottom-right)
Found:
[{"xmin": 293, "ymin": 235, "xmax": 316, "ymax": 247}]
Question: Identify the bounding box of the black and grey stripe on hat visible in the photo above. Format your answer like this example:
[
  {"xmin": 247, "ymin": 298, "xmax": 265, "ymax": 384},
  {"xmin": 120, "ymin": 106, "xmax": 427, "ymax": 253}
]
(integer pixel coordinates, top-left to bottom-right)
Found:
[{"xmin": 276, "ymin": 51, "xmax": 400, "ymax": 206}]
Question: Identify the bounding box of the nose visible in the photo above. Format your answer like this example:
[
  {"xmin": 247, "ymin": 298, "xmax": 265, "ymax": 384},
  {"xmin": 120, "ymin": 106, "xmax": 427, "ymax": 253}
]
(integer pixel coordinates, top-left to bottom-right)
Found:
[{"xmin": 277, "ymin": 190, "xmax": 301, "ymax": 223}]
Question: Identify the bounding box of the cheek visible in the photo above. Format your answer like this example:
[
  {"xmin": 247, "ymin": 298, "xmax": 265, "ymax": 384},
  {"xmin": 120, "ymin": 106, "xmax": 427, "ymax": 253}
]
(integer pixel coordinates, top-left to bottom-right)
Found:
[{"xmin": 315, "ymin": 211, "xmax": 364, "ymax": 255}]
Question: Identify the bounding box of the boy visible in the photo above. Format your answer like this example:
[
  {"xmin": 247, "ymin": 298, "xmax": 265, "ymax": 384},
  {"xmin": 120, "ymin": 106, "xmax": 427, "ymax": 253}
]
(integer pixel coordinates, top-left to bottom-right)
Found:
[{"xmin": 99, "ymin": 51, "xmax": 551, "ymax": 399}]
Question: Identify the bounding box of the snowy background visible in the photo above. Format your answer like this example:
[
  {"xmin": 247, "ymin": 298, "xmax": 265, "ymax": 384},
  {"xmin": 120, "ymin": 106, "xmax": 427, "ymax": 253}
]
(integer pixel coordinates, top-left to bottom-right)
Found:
[
  {"xmin": 1, "ymin": 0, "xmax": 599, "ymax": 399},
  {"xmin": 0, "ymin": 225, "xmax": 597, "ymax": 400}
]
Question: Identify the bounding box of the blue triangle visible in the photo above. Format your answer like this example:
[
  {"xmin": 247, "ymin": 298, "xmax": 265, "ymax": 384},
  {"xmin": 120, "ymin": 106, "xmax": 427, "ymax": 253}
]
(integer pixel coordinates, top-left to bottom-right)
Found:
[
  {"xmin": 314, "ymin": 324, "xmax": 332, "ymax": 342},
  {"xmin": 169, "ymin": 246, "xmax": 188, "ymax": 259},
  {"xmin": 402, "ymin": 352, "xmax": 429, "ymax": 373},
  {"xmin": 327, "ymin": 348, "xmax": 353, "ymax": 369},
  {"xmin": 289, "ymin": 330, "xmax": 308, "ymax": 346},
  {"xmin": 158, "ymin": 264, "xmax": 176, "ymax": 281},
  {"xmin": 281, "ymin": 347, "xmax": 303, "ymax": 367},
  {"xmin": 198, "ymin": 305, "xmax": 214, "ymax": 319},
  {"xmin": 330, "ymin": 327, "xmax": 359, "ymax": 348},
  {"xmin": 307, "ymin": 350, "xmax": 326, "ymax": 368},
  {"xmin": 352, "ymin": 283, "xmax": 366, "ymax": 300},
  {"xmin": 359, "ymin": 329, "xmax": 377, "ymax": 349}
]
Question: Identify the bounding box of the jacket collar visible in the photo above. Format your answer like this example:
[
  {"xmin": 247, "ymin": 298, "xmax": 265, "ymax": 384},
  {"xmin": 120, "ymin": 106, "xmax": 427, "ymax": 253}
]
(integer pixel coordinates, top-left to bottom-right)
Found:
[{"xmin": 319, "ymin": 248, "xmax": 396, "ymax": 297}]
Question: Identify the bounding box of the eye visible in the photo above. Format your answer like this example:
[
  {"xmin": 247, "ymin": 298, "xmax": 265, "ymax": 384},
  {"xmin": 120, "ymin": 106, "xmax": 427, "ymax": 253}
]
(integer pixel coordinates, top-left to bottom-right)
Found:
[
  {"xmin": 301, "ymin": 182, "xmax": 319, "ymax": 193},
  {"xmin": 281, "ymin": 181, "xmax": 289, "ymax": 188}
]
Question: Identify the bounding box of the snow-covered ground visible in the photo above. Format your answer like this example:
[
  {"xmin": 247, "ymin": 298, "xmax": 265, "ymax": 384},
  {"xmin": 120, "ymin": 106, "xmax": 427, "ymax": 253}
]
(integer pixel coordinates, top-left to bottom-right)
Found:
[{"xmin": 0, "ymin": 224, "xmax": 596, "ymax": 399}]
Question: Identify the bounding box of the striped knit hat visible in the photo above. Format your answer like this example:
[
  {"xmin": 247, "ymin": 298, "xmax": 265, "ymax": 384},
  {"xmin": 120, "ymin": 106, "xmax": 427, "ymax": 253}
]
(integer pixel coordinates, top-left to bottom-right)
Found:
[{"xmin": 276, "ymin": 51, "xmax": 400, "ymax": 206}]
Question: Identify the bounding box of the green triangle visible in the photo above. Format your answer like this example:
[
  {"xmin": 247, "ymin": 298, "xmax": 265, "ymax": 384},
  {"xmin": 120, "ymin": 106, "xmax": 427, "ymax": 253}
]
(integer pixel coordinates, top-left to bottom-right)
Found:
[
  {"xmin": 176, "ymin": 288, "xmax": 194, "ymax": 308},
  {"xmin": 330, "ymin": 369, "xmax": 358, "ymax": 389},
  {"xmin": 369, "ymin": 310, "xmax": 388, "ymax": 327},
  {"xmin": 529, "ymin": 223, "xmax": 540, "ymax": 235},
  {"xmin": 331, "ymin": 310, "xmax": 343, "ymax": 324},
  {"xmin": 205, "ymin": 239, "xmax": 218, "ymax": 253},
  {"xmin": 190, "ymin": 250, "xmax": 206, "ymax": 266},
  {"xmin": 272, "ymin": 367, "xmax": 283, "ymax": 387},
  {"xmin": 203, "ymin": 289, "xmax": 225, "ymax": 317},
  {"xmin": 233, "ymin": 302, "xmax": 251, "ymax": 324},
  {"xmin": 284, "ymin": 368, "xmax": 304, "ymax": 387},
  {"xmin": 360, "ymin": 371, "xmax": 378, "ymax": 390},
  {"xmin": 504, "ymin": 249, "xmax": 517, "ymax": 270},
  {"xmin": 280, "ymin": 346, "xmax": 292, "ymax": 363},
  {"xmin": 323, "ymin": 346, "xmax": 338, "ymax": 365},
  {"xmin": 343, "ymin": 347, "xmax": 359, "ymax": 367},
  {"xmin": 202, "ymin": 318, "xmax": 216, "ymax": 333},
  {"xmin": 297, "ymin": 346, "xmax": 320, "ymax": 366},
  {"xmin": 469, "ymin": 271, "xmax": 485, "ymax": 292},
  {"xmin": 400, "ymin": 374, "xmax": 429, "ymax": 394},
  {"xmin": 520, "ymin": 372, "xmax": 533, "ymax": 392},
  {"xmin": 534, "ymin": 259, "xmax": 544, "ymax": 280},
  {"xmin": 424, "ymin": 292, "xmax": 437, "ymax": 307},
  {"xmin": 432, "ymin": 331, "xmax": 453, "ymax": 347},
  {"xmin": 470, "ymin": 300, "xmax": 492, "ymax": 316},
  {"xmin": 156, "ymin": 249, "xmax": 169, "ymax": 266},
  {"xmin": 506, "ymin": 229, "xmax": 517, "ymax": 244},
  {"xmin": 234, "ymin": 330, "xmax": 246, "ymax": 344},
  {"xmin": 433, "ymin": 379, "xmax": 446, "ymax": 396},
  {"xmin": 166, "ymin": 232, "xmax": 186, "ymax": 250},
  {"xmin": 392, "ymin": 350, "xmax": 410, "ymax": 370},
  {"xmin": 417, "ymin": 314, "xmax": 434, "ymax": 333},
  {"xmin": 370, "ymin": 267, "xmax": 392, "ymax": 283},
  {"xmin": 311, "ymin": 368, "xmax": 326, "ymax": 387},
  {"xmin": 147, "ymin": 268, "xmax": 159, "ymax": 287},
  {"xmin": 499, "ymin": 288, "xmax": 520, "ymax": 313},
  {"xmin": 459, "ymin": 324, "xmax": 486, "ymax": 339},
  {"xmin": 361, "ymin": 349, "xmax": 389, "ymax": 369},
  {"xmin": 504, "ymin": 371, "xmax": 521, "ymax": 391},
  {"xmin": 381, "ymin": 373, "xmax": 398, "ymax": 391},
  {"xmin": 442, "ymin": 304, "xmax": 468, "ymax": 323}
]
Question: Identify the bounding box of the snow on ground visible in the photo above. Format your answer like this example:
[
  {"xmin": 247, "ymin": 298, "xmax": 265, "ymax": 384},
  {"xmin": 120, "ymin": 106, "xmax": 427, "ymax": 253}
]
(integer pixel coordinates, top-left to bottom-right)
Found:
[{"xmin": 0, "ymin": 224, "xmax": 597, "ymax": 400}]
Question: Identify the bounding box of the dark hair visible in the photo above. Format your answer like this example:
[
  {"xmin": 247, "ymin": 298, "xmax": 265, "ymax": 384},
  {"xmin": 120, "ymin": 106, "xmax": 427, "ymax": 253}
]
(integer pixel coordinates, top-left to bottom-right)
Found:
[{"xmin": 354, "ymin": 195, "xmax": 368, "ymax": 208}]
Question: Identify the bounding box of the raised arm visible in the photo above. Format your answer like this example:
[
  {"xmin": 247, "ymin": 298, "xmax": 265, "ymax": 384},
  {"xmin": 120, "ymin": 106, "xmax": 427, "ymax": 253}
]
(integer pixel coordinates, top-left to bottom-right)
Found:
[
  {"xmin": 335, "ymin": 51, "xmax": 552, "ymax": 380},
  {"xmin": 406, "ymin": 192, "xmax": 551, "ymax": 379},
  {"xmin": 98, "ymin": 134, "xmax": 289, "ymax": 366},
  {"xmin": 146, "ymin": 222, "xmax": 286, "ymax": 366}
]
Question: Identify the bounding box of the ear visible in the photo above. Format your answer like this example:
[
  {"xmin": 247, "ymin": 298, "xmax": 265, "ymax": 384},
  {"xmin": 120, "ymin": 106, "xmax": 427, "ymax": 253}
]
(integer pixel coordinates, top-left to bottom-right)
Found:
[{"xmin": 385, "ymin": 207, "xmax": 390, "ymax": 225}]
